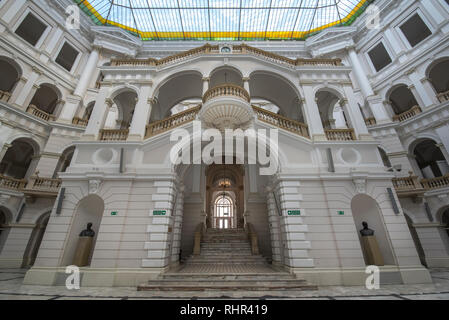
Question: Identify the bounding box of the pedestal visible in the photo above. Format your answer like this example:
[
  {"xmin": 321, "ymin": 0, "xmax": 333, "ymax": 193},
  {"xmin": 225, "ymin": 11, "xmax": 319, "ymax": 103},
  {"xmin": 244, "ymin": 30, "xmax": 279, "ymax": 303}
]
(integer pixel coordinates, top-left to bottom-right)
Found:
[
  {"xmin": 361, "ymin": 236, "xmax": 384, "ymax": 266},
  {"xmin": 72, "ymin": 236, "xmax": 93, "ymax": 267}
]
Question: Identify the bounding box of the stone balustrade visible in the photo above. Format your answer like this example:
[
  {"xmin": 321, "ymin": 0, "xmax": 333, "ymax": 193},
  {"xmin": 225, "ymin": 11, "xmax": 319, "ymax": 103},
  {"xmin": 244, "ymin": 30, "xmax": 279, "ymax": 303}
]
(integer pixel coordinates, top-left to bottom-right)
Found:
[
  {"xmin": 325, "ymin": 129, "xmax": 356, "ymax": 141},
  {"xmin": 22, "ymin": 176, "xmax": 62, "ymax": 196},
  {"xmin": 253, "ymin": 105, "xmax": 310, "ymax": 139},
  {"xmin": 110, "ymin": 44, "xmax": 341, "ymax": 68},
  {"xmin": 26, "ymin": 104, "xmax": 56, "ymax": 122},
  {"xmin": 392, "ymin": 105, "xmax": 422, "ymax": 122},
  {"xmin": 72, "ymin": 117, "xmax": 89, "ymax": 127},
  {"xmin": 145, "ymin": 105, "xmax": 201, "ymax": 139},
  {"xmin": 421, "ymin": 175, "xmax": 449, "ymax": 190},
  {"xmin": 0, "ymin": 90, "xmax": 11, "ymax": 102},
  {"xmin": 437, "ymin": 90, "xmax": 449, "ymax": 103},
  {"xmin": 203, "ymin": 84, "xmax": 250, "ymax": 103},
  {"xmin": 99, "ymin": 129, "xmax": 129, "ymax": 141},
  {"xmin": 365, "ymin": 117, "xmax": 377, "ymax": 126},
  {"xmin": 0, "ymin": 174, "xmax": 26, "ymax": 191}
]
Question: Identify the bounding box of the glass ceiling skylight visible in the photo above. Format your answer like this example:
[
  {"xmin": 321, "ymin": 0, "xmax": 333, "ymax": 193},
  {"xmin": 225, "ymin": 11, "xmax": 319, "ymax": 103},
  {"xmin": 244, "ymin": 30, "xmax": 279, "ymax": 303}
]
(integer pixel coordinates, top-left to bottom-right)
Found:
[{"xmin": 74, "ymin": 0, "xmax": 374, "ymax": 41}]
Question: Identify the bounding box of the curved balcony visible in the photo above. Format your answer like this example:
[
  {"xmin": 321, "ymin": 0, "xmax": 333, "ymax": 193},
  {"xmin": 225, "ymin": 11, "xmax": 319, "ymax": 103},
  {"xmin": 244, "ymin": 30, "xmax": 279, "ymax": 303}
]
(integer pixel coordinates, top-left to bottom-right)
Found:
[
  {"xmin": 26, "ymin": 104, "xmax": 56, "ymax": 122},
  {"xmin": 145, "ymin": 105, "xmax": 201, "ymax": 138},
  {"xmin": 200, "ymin": 85, "xmax": 253, "ymax": 130},
  {"xmin": 325, "ymin": 129, "xmax": 356, "ymax": 141},
  {"xmin": 202, "ymin": 84, "xmax": 250, "ymax": 104}
]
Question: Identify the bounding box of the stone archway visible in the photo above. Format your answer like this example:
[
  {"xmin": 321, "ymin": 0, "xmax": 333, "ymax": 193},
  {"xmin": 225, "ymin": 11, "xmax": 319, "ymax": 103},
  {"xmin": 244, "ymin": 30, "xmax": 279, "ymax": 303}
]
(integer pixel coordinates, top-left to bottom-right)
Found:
[{"xmin": 205, "ymin": 164, "xmax": 245, "ymax": 229}]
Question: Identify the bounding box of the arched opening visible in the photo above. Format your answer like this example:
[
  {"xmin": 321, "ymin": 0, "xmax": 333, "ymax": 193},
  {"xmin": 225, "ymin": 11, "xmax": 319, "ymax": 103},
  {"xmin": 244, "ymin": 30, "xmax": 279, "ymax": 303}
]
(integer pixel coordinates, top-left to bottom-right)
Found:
[
  {"xmin": 22, "ymin": 212, "xmax": 50, "ymax": 267},
  {"xmin": 427, "ymin": 59, "xmax": 449, "ymax": 101},
  {"xmin": 0, "ymin": 138, "xmax": 38, "ymax": 179},
  {"xmin": 378, "ymin": 147, "xmax": 392, "ymax": 169},
  {"xmin": 29, "ymin": 83, "xmax": 60, "ymax": 116},
  {"xmin": 388, "ymin": 85, "xmax": 420, "ymax": 118},
  {"xmin": 413, "ymin": 139, "xmax": 448, "ymax": 178},
  {"xmin": 210, "ymin": 66, "xmax": 243, "ymax": 88},
  {"xmin": 53, "ymin": 146, "xmax": 75, "ymax": 178},
  {"xmin": 351, "ymin": 194, "xmax": 396, "ymax": 266},
  {"xmin": 0, "ymin": 57, "xmax": 21, "ymax": 102},
  {"xmin": 0, "ymin": 207, "xmax": 12, "ymax": 254},
  {"xmin": 62, "ymin": 195, "xmax": 104, "ymax": 266},
  {"xmin": 151, "ymin": 72, "xmax": 202, "ymax": 122},
  {"xmin": 441, "ymin": 208, "xmax": 449, "ymax": 241},
  {"xmin": 250, "ymin": 72, "xmax": 305, "ymax": 123},
  {"xmin": 104, "ymin": 89, "xmax": 138, "ymax": 130},
  {"xmin": 213, "ymin": 195, "xmax": 235, "ymax": 229},
  {"xmin": 316, "ymin": 89, "xmax": 349, "ymax": 129}
]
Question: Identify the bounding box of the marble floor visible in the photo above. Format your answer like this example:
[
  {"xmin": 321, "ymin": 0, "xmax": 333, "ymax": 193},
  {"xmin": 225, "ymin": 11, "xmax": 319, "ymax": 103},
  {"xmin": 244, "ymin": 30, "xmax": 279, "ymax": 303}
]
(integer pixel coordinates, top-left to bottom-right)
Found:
[{"xmin": 0, "ymin": 268, "xmax": 449, "ymax": 300}]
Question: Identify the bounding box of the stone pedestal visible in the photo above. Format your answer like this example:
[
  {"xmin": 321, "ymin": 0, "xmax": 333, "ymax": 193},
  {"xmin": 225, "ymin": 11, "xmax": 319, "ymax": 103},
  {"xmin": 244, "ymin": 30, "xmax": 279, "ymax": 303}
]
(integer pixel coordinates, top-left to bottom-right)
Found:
[
  {"xmin": 361, "ymin": 236, "xmax": 384, "ymax": 266},
  {"xmin": 72, "ymin": 237, "xmax": 93, "ymax": 267}
]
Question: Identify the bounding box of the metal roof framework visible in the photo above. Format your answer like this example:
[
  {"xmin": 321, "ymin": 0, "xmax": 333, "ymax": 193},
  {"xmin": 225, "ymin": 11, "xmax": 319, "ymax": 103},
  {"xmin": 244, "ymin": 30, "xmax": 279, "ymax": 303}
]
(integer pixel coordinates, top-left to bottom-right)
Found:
[{"xmin": 74, "ymin": 0, "xmax": 374, "ymax": 41}]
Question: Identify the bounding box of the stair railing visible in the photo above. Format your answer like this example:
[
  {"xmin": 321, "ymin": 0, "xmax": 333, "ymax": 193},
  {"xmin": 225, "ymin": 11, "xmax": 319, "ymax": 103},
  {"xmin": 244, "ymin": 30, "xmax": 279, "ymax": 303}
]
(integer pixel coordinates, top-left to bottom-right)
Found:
[
  {"xmin": 193, "ymin": 222, "xmax": 205, "ymax": 255},
  {"xmin": 246, "ymin": 223, "xmax": 260, "ymax": 255}
]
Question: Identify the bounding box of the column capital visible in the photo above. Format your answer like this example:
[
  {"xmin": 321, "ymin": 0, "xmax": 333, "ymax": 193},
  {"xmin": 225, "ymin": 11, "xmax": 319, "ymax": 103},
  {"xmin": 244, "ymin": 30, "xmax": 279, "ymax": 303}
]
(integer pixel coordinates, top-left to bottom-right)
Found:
[
  {"xmin": 202, "ymin": 77, "xmax": 210, "ymax": 82},
  {"xmin": 242, "ymin": 77, "xmax": 250, "ymax": 82},
  {"xmin": 105, "ymin": 98, "xmax": 114, "ymax": 107}
]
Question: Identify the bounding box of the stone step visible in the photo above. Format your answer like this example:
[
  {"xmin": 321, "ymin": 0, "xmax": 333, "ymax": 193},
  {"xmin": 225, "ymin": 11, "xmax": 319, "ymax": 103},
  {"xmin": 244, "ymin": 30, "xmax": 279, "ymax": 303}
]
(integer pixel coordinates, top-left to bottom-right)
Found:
[
  {"xmin": 159, "ymin": 273, "xmax": 297, "ymax": 280},
  {"xmin": 138, "ymin": 281, "xmax": 317, "ymax": 292}
]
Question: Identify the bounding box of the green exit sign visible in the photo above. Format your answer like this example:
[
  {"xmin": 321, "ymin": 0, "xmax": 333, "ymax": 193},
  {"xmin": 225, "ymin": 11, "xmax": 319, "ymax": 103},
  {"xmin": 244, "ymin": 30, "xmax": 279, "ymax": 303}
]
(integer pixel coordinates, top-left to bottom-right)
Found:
[
  {"xmin": 288, "ymin": 210, "xmax": 301, "ymax": 216},
  {"xmin": 111, "ymin": 211, "xmax": 118, "ymax": 216},
  {"xmin": 153, "ymin": 210, "xmax": 167, "ymax": 216},
  {"xmin": 337, "ymin": 211, "xmax": 345, "ymax": 216}
]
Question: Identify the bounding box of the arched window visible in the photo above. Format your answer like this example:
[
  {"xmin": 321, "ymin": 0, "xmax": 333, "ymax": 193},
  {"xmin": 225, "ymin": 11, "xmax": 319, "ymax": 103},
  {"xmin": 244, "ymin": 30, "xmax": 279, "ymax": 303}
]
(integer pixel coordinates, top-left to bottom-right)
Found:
[{"xmin": 214, "ymin": 195, "xmax": 234, "ymax": 229}]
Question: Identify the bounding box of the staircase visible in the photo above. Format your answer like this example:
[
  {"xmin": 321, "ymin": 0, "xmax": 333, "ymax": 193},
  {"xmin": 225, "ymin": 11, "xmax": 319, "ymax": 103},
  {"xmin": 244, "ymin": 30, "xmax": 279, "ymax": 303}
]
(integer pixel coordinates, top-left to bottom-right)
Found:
[{"xmin": 138, "ymin": 228, "xmax": 317, "ymax": 292}]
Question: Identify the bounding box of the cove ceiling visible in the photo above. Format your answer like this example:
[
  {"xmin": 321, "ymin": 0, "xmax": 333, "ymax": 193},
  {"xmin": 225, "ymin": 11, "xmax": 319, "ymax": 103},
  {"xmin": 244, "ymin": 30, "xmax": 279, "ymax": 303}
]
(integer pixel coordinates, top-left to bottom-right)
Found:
[{"xmin": 74, "ymin": 0, "xmax": 374, "ymax": 41}]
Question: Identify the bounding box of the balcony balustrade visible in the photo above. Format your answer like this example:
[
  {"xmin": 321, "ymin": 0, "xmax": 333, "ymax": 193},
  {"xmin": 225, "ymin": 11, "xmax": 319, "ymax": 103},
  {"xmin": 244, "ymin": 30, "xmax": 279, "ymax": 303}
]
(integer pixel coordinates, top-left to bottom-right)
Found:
[
  {"xmin": 145, "ymin": 105, "xmax": 201, "ymax": 139},
  {"xmin": 437, "ymin": 90, "xmax": 449, "ymax": 103},
  {"xmin": 421, "ymin": 175, "xmax": 449, "ymax": 190},
  {"xmin": 0, "ymin": 90, "xmax": 11, "ymax": 103},
  {"xmin": 99, "ymin": 129, "xmax": 129, "ymax": 141},
  {"xmin": 0, "ymin": 174, "xmax": 26, "ymax": 191},
  {"xmin": 72, "ymin": 117, "xmax": 89, "ymax": 127},
  {"xmin": 203, "ymin": 84, "xmax": 250, "ymax": 104},
  {"xmin": 325, "ymin": 129, "xmax": 356, "ymax": 141},
  {"xmin": 253, "ymin": 105, "xmax": 309, "ymax": 139},
  {"xmin": 26, "ymin": 104, "xmax": 56, "ymax": 122},
  {"xmin": 392, "ymin": 105, "xmax": 422, "ymax": 122},
  {"xmin": 0, "ymin": 175, "xmax": 61, "ymax": 197}
]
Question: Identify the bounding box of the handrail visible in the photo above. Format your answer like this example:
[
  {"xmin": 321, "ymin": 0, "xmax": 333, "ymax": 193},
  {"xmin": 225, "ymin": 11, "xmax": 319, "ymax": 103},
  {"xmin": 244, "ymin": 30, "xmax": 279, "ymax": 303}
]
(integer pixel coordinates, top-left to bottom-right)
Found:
[
  {"xmin": 421, "ymin": 175, "xmax": 449, "ymax": 190},
  {"xmin": 253, "ymin": 105, "xmax": 310, "ymax": 139},
  {"xmin": 111, "ymin": 44, "xmax": 219, "ymax": 67},
  {"xmin": 72, "ymin": 117, "xmax": 89, "ymax": 127},
  {"xmin": 0, "ymin": 90, "xmax": 12, "ymax": 102},
  {"xmin": 392, "ymin": 175, "xmax": 423, "ymax": 191},
  {"xmin": 246, "ymin": 223, "xmax": 260, "ymax": 255},
  {"xmin": 110, "ymin": 44, "xmax": 341, "ymax": 68},
  {"xmin": 203, "ymin": 84, "xmax": 250, "ymax": 103},
  {"xmin": 145, "ymin": 105, "xmax": 201, "ymax": 139},
  {"xmin": 0, "ymin": 174, "xmax": 26, "ymax": 191},
  {"xmin": 437, "ymin": 90, "xmax": 449, "ymax": 103},
  {"xmin": 325, "ymin": 128, "xmax": 356, "ymax": 141},
  {"xmin": 193, "ymin": 222, "xmax": 205, "ymax": 255},
  {"xmin": 392, "ymin": 105, "xmax": 422, "ymax": 122},
  {"xmin": 99, "ymin": 129, "xmax": 129, "ymax": 141},
  {"xmin": 26, "ymin": 104, "xmax": 56, "ymax": 122},
  {"xmin": 23, "ymin": 176, "xmax": 62, "ymax": 195}
]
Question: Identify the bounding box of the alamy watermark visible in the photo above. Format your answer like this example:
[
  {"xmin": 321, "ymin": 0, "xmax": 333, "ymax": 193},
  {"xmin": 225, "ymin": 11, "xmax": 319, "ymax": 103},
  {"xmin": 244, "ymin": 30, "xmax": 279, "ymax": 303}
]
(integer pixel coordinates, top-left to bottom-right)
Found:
[
  {"xmin": 170, "ymin": 121, "xmax": 279, "ymax": 176},
  {"xmin": 66, "ymin": 5, "xmax": 80, "ymax": 30},
  {"xmin": 65, "ymin": 265, "xmax": 80, "ymax": 290},
  {"xmin": 365, "ymin": 4, "xmax": 381, "ymax": 30},
  {"xmin": 365, "ymin": 265, "xmax": 380, "ymax": 290}
]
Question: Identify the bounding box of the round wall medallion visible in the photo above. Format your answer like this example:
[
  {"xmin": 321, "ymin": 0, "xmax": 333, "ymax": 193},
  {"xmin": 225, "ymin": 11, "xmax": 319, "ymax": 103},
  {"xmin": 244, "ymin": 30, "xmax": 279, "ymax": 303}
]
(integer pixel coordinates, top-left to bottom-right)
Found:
[
  {"xmin": 338, "ymin": 147, "xmax": 361, "ymax": 165},
  {"xmin": 92, "ymin": 148, "xmax": 116, "ymax": 165}
]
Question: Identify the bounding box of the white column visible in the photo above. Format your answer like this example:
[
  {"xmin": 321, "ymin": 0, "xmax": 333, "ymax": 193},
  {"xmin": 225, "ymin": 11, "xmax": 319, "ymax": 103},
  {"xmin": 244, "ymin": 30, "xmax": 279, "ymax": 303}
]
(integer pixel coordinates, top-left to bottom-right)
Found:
[
  {"xmin": 202, "ymin": 77, "xmax": 210, "ymax": 95},
  {"xmin": 436, "ymin": 124, "xmax": 449, "ymax": 164},
  {"xmin": 74, "ymin": 48, "xmax": 100, "ymax": 97},
  {"xmin": 266, "ymin": 188, "xmax": 282, "ymax": 265},
  {"xmin": 83, "ymin": 86, "xmax": 111, "ymax": 140},
  {"xmin": 128, "ymin": 84, "xmax": 154, "ymax": 141},
  {"xmin": 243, "ymin": 77, "xmax": 251, "ymax": 96},
  {"xmin": 408, "ymin": 71, "xmax": 434, "ymax": 109},
  {"xmin": 14, "ymin": 69, "xmax": 41, "ymax": 109},
  {"xmin": 58, "ymin": 48, "xmax": 100, "ymax": 123},
  {"xmin": 342, "ymin": 85, "xmax": 371, "ymax": 140},
  {"xmin": 170, "ymin": 185, "xmax": 184, "ymax": 264},
  {"xmin": 301, "ymin": 85, "xmax": 326, "ymax": 141},
  {"xmin": 347, "ymin": 47, "xmax": 391, "ymax": 124},
  {"xmin": 420, "ymin": 0, "xmax": 446, "ymax": 27},
  {"xmin": 9, "ymin": 76, "xmax": 27, "ymax": 105}
]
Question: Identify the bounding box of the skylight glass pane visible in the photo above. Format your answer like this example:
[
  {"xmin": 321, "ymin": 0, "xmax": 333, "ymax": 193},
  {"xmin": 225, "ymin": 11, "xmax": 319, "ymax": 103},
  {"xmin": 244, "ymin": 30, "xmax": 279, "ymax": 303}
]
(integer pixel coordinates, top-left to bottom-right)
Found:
[{"xmin": 74, "ymin": 0, "xmax": 374, "ymax": 41}]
